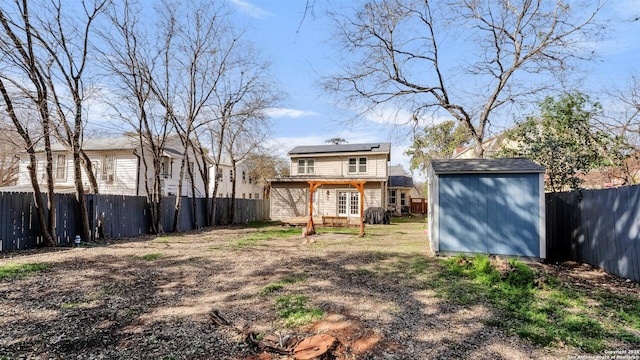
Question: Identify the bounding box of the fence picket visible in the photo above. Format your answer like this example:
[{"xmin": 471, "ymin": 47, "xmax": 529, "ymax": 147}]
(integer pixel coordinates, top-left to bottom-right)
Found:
[
  {"xmin": 0, "ymin": 192, "xmax": 269, "ymax": 252},
  {"xmin": 547, "ymin": 185, "xmax": 640, "ymax": 282}
]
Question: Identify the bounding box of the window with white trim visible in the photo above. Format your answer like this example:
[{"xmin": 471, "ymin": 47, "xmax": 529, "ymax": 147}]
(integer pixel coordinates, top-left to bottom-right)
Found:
[
  {"xmin": 55, "ymin": 155, "xmax": 66, "ymax": 180},
  {"xmin": 400, "ymin": 192, "xmax": 406, "ymax": 206},
  {"xmin": 389, "ymin": 189, "xmax": 397, "ymax": 204},
  {"xmin": 101, "ymin": 154, "xmax": 115, "ymax": 183},
  {"xmin": 255, "ymin": 193, "xmax": 260, "ymax": 199},
  {"xmin": 348, "ymin": 157, "xmax": 367, "ymax": 173},
  {"xmin": 297, "ymin": 159, "xmax": 315, "ymax": 174}
]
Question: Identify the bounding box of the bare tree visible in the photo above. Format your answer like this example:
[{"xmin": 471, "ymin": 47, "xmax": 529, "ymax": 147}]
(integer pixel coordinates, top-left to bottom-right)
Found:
[
  {"xmin": 0, "ymin": 0, "xmax": 59, "ymax": 246},
  {"xmin": 224, "ymin": 107, "xmax": 274, "ymax": 224},
  {"xmin": 326, "ymin": 0, "xmax": 604, "ymax": 157},
  {"xmin": 170, "ymin": 0, "xmax": 233, "ymax": 230},
  {"xmin": 27, "ymin": 0, "xmax": 110, "ymax": 243},
  {"xmin": 101, "ymin": 0, "xmax": 173, "ymax": 234},
  {"xmin": 202, "ymin": 40, "xmax": 280, "ymax": 225}
]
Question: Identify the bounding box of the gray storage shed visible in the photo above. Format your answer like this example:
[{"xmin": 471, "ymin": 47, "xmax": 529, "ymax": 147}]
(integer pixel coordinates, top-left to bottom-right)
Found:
[{"xmin": 428, "ymin": 158, "xmax": 546, "ymax": 260}]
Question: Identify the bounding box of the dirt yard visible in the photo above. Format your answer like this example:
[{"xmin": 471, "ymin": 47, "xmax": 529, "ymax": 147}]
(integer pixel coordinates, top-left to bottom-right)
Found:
[{"xmin": 0, "ymin": 220, "xmax": 636, "ymax": 359}]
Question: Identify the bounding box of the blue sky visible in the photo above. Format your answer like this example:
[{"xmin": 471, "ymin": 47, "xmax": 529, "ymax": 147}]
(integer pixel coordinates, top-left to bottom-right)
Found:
[
  {"xmin": 228, "ymin": 0, "xmax": 422, "ymax": 176},
  {"xmin": 224, "ymin": 0, "xmax": 640, "ymax": 181}
]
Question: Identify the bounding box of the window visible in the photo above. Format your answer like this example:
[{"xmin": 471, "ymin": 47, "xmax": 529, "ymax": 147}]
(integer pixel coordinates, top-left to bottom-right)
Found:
[
  {"xmin": 161, "ymin": 158, "xmax": 172, "ymax": 178},
  {"xmin": 242, "ymin": 193, "xmax": 246, "ymax": 199},
  {"xmin": 55, "ymin": 155, "xmax": 66, "ymax": 180},
  {"xmin": 242, "ymin": 171, "xmax": 246, "ymax": 183},
  {"xmin": 255, "ymin": 193, "xmax": 260, "ymax": 199},
  {"xmin": 101, "ymin": 155, "xmax": 115, "ymax": 183},
  {"xmin": 400, "ymin": 193, "xmax": 406, "ymax": 206},
  {"xmin": 389, "ymin": 189, "xmax": 397, "ymax": 204},
  {"xmin": 297, "ymin": 159, "xmax": 315, "ymax": 174},
  {"xmin": 229, "ymin": 169, "xmax": 234, "ymax": 181},
  {"xmin": 102, "ymin": 155, "xmax": 114, "ymax": 175},
  {"xmin": 348, "ymin": 157, "xmax": 367, "ymax": 173},
  {"xmin": 216, "ymin": 168, "xmax": 223, "ymax": 180}
]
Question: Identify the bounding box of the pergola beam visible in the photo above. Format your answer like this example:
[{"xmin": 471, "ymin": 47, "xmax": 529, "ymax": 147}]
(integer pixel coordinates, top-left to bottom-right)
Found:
[{"xmin": 305, "ymin": 180, "xmax": 367, "ymax": 237}]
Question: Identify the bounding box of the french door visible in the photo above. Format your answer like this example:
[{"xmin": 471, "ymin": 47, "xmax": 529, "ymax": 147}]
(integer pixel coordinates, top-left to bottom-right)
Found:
[{"xmin": 337, "ymin": 191, "xmax": 360, "ymax": 217}]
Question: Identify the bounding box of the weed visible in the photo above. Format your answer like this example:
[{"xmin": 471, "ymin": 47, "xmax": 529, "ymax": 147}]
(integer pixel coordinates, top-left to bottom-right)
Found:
[
  {"xmin": 0, "ymin": 263, "xmax": 49, "ymax": 281},
  {"xmin": 275, "ymin": 294, "xmax": 324, "ymax": 327},
  {"xmin": 261, "ymin": 275, "xmax": 307, "ymax": 296},
  {"xmin": 137, "ymin": 253, "xmax": 163, "ymax": 261}
]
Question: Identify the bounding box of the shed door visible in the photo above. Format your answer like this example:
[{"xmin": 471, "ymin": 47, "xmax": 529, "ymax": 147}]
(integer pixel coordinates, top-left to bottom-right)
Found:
[{"xmin": 438, "ymin": 173, "xmax": 540, "ymax": 257}]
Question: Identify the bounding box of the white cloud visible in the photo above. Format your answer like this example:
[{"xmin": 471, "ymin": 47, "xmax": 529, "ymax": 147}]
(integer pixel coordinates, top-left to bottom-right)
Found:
[
  {"xmin": 265, "ymin": 107, "xmax": 319, "ymax": 119},
  {"xmin": 230, "ymin": 0, "xmax": 271, "ymax": 19},
  {"xmin": 360, "ymin": 105, "xmax": 451, "ymax": 128}
]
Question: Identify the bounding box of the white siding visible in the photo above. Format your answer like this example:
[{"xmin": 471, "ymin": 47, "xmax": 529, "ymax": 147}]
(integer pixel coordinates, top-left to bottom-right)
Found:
[
  {"xmin": 270, "ymin": 181, "xmax": 385, "ymax": 220},
  {"xmin": 270, "ymin": 183, "xmax": 308, "ymax": 220}
]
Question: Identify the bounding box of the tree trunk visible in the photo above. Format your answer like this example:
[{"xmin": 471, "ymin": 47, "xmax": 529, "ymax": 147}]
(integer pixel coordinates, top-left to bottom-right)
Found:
[
  {"xmin": 43, "ymin": 123, "xmax": 56, "ymax": 240},
  {"xmin": 27, "ymin": 152, "xmax": 55, "ymax": 246},
  {"xmin": 72, "ymin": 110, "xmax": 91, "ymax": 243},
  {"xmin": 229, "ymin": 159, "xmax": 237, "ymax": 225},
  {"xmin": 187, "ymin": 158, "xmax": 198, "ymax": 229},
  {"xmin": 472, "ymin": 138, "xmax": 484, "ymax": 158},
  {"xmin": 172, "ymin": 155, "xmax": 187, "ymax": 232},
  {"xmin": 80, "ymin": 149, "xmax": 98, "ymax": 193}
]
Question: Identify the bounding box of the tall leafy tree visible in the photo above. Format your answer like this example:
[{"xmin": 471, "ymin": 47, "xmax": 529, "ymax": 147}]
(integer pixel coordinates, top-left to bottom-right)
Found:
[
  {"xmin": 498, "ymin": 92, "xmax": 626, "ymax": 192},
  {"xmin": 405, "ymin": 120, "xmax": 470, "ymax": 173}
]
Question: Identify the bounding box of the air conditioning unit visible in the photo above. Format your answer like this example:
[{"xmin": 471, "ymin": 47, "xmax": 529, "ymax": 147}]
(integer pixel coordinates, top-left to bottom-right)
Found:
[{"xmin": 101, "ymin": 174, "xmax": 114, "ymax": 183}]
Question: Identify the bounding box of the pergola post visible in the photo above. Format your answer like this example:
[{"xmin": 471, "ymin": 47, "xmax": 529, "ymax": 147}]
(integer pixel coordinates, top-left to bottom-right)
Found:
[
  {"xmin": 305, "ymin": 180, "xmax": 366, "ymax": 237},
  {"xmin": 305, "ymin": 182, "xmax": 322, "ymax": 236}
]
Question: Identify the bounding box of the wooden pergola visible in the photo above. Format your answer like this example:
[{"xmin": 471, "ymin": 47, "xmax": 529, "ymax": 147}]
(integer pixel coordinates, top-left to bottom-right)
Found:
[{"xmin": 305, "ymin": 180, "xmax": 367, "ymax": 237}]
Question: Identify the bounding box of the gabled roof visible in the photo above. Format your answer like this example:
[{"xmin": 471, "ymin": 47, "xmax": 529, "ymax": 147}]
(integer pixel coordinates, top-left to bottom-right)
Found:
[
  {"xmin": 288, "ymin": 143, "xmax": 391, "ymax": 156},
  {"xmin": 431, "ymin": 158, "xmax": 545, "ymax": 174},
  {"xmin": 48, "ymin": 137, "xmax": 139, "ymax": 152},
  {"xmin": 388, "ymin": 164, "xmax": 409, "ymax": 176}
]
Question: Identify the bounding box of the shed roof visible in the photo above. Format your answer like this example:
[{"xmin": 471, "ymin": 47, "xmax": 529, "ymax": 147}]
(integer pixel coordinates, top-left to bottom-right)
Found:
[
  {"xmin": 288, "ymin": 143, "xmax": 391, "ymax": 155},
  {"xmin": 431, "ymin": 158, "xmax": 544, "ymax": 174}
]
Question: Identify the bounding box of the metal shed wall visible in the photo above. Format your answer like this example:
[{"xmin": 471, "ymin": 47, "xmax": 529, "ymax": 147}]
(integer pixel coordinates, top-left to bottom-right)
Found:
[{"xmin": 435, "ymin": 173, "xmax": 544, "ymax": 258}]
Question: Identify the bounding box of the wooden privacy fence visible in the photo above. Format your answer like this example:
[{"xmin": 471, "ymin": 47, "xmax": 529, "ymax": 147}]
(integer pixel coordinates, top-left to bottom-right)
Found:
[
  {"xmin": 546, "ymin": 185, "xmax": 640, "ymax": 282},
  {"xmin": 0, "ymin": 192, "xmax": 270, "ymax": 252}
]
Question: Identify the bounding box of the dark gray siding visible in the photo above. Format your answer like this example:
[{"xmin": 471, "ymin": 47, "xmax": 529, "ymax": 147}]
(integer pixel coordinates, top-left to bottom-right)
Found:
[{"xmin": 438, "ymin": 173, "xmax": 541, "ymax": 257}]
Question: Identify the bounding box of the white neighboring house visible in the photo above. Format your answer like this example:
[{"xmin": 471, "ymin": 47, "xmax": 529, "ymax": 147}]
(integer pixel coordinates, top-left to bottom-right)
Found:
[
  {"xmin": 210, "ymin": 159, "xmax": 266, "ymax": 200},
  {"xmin": 12, "ymin": 137, "xmax": 204, "ymax": 196},
  {"xmin": 10, "ymin": 136, "xmax": 264, "ymax": 199}
]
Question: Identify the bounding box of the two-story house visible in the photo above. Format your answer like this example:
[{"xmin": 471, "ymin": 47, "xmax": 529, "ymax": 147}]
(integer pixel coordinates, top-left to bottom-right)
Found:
[
  {"xmin": 269, "ymin": 143, "xmax": 391, "ymax": 222},
  {"xmin": 10, "ymin": 136, "xmax": 264, "ymax": 199},
  {"xmin": 12, "ymin": 136, "xmax": 205, "ymax": 197}
]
